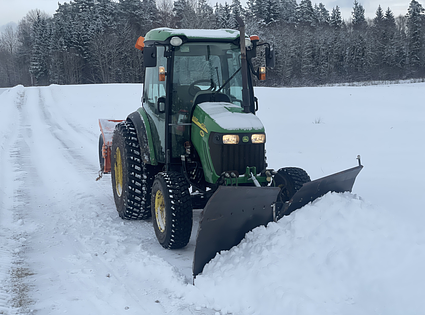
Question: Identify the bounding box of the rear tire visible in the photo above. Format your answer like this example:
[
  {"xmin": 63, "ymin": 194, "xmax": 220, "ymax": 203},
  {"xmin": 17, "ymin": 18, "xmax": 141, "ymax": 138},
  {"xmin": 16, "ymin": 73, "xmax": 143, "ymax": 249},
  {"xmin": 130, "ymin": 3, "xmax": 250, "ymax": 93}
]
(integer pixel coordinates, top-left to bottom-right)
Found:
[
  {"xmin": 111, "ymin": 121, "xmax": 156, "ymax": 220},
  {"xmin": 98, "ymin": 134, "xmax": 104, "ymax": 171},
  {"xmin": 274, "ymin": 167, "xmax": 311, "ymax": 203},
  {"xmin": 151, "ymin": 172, "xmax": 193, "ymax": 249}
]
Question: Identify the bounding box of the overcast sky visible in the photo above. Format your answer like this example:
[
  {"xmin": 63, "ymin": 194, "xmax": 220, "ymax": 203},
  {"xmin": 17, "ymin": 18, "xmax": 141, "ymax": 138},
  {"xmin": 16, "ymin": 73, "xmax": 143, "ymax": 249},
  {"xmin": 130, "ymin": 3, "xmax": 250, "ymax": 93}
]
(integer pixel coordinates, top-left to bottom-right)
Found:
[{"xmin": 0, "ymin": 0, "xmax": 412, "ymax": 29}]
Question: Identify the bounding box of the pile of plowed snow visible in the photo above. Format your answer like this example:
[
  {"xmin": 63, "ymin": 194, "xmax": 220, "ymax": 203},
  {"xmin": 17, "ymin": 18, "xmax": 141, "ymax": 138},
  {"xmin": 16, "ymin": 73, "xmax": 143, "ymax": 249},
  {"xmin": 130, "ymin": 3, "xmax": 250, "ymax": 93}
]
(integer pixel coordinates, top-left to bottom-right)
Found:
[{"xmin": 193, "ymin": 193, "xmax": 425, "ymax": 314}]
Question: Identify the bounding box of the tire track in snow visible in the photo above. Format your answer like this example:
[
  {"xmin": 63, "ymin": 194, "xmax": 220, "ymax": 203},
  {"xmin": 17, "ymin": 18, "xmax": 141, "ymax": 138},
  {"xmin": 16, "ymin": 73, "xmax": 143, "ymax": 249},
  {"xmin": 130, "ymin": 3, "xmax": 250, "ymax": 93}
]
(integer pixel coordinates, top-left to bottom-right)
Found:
[
  {"xmin": 15, "ymin": 88, "xmax": 168, "ymax": 314},
  {"xmin": 35, "ymin": 88, "xmax": 97, "ymax": 175},
  {"xmin": 0, "ymin": 88, "xmax": 35, "ymax": 314}
]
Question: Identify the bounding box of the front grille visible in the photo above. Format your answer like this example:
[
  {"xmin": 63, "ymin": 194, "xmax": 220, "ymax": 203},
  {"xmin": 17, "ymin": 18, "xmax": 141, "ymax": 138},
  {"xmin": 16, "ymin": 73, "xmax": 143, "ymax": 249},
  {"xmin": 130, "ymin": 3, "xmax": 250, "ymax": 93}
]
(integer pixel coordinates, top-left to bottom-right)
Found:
[{"xmin": 209, "ymin": 132, "xmax": 266, "ymax": 175}]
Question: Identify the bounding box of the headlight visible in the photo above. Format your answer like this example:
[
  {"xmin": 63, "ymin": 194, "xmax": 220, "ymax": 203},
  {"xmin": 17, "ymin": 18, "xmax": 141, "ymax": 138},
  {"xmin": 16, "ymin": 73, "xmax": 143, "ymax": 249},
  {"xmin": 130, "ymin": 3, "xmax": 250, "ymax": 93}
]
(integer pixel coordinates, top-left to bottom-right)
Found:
[
  {"xmin": 251, "ymin": 134, "xmax": 265, "ymax": 144},
  {"xmin": 222, "ymin": 135, "xmax": 239, "ymax": 144}
]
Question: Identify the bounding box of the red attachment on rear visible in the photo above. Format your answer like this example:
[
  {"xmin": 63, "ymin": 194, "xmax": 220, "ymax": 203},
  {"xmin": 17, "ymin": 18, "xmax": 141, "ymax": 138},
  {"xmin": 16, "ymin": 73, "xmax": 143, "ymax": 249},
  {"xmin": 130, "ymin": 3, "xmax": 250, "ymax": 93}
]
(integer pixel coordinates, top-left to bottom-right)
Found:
[{"xmin": 99, "ymin": 119, "xmax": 124, "ymax": 173}]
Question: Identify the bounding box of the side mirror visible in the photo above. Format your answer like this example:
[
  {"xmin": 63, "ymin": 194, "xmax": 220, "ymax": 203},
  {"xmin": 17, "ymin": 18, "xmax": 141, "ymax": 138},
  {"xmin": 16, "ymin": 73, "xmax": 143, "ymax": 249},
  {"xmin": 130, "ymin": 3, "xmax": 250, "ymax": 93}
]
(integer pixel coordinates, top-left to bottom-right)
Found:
[
  {"xmin": 265, "ymin": 46, "xmax": 275, "ymax": 69},
  {"xmin": 157, "ymin": 97, "xmax": 166, "ymax": 114},
  {"xmin": 143, "ymin": 46, "xmax": 157, "ymax": 67}
]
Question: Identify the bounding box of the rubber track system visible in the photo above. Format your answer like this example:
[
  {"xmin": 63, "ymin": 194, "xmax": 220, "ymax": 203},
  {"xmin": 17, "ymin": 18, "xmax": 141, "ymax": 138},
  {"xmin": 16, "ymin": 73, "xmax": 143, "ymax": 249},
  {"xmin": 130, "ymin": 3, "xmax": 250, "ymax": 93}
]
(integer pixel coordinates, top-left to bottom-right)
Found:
[
  {"xmin": 152, "ymin": 172, "xmax": 193, "ymax": 249},
  {"xmin": 112, "ymin": 121, "xmax": 154, "ymax": 220}
]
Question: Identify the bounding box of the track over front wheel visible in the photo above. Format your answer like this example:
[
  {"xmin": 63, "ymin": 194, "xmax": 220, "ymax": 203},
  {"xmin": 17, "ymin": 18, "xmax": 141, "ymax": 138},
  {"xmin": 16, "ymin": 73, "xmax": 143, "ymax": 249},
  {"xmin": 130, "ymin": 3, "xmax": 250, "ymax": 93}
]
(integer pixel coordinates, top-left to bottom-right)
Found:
[
  {"xmin": 273, "ymin": 167, "xmax": 311, "ymax": 203},
  {"xmin": 111, "ymin": 121, "xmax": 156, "ymax": 220},
  {"xmin": 151, "ymin": 172, "xmax": 193, "ymax": 249}
]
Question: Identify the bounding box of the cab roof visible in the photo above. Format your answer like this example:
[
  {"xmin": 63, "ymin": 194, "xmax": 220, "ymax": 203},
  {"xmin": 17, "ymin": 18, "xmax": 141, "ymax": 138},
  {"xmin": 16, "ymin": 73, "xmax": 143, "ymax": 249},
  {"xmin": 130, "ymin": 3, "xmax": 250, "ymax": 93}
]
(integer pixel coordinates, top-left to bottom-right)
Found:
[{"xmin": 144, "ymin": 28, "xmax": 241, "ymax": 42}]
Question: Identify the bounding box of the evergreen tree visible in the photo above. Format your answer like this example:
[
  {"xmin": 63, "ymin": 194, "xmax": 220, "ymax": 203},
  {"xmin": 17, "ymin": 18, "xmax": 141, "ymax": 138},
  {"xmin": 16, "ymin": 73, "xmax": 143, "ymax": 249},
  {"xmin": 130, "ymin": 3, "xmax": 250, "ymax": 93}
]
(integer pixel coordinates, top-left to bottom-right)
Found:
[
  {"xmin": 374, "ymin": 5, "xmax": 385, "ymax": 27},
  {"xmin": 279, "ymin": 0, "xmax": 298, "ymax": 24},
  {"xmin": 330, "ymin": 6, "xmax": 342, "ymax": 29},
  {"xmin": 29, "ymin": 12, "xmax": 51, "ymax": 85},
  {"xmin": 261, "ymin": 0, "xmax": 281, "ymax": 25},
  {"xmin": 173, "ymin": 0, "xmax": 197, "ymax": 28},
  {"xmin": 314, "ymin": 3, "xmax": 330, "ymax": 27},
  {"xmin": 352, "ymin": 0, "xmax": 367, "ymax": 31},
  {"xmin": 406, "ymin": 0, "xmax": 425, "ymax": 75},
  {"xmin": 231, "ymin": 0, "xmax": 243, "ymax": 28},
  {"xmin": 197, "ymin": 0, "xmax": 214, "ymax": 29},
  {"xmin": 381, "ymin": 7, "xmax": 401, "ymax": 78},
  {"xmin": 297, "ymin": 0, "xmax": 317, "ymax": 28},
  {"xmin": 215, "ymin": 2, "xmax": 232, "ymax": 28},
  {"xmin": 370, "ymin": 5, "xmax": 386, "ymax": 78}
]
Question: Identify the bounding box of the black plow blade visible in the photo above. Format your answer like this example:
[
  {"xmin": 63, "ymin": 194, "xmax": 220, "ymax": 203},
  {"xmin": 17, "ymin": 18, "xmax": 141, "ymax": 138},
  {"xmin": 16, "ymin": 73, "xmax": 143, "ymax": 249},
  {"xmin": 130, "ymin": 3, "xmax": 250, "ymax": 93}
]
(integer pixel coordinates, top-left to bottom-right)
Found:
[
  {"xmin": 192, "ymin": 186, "xmax": 280, "ymax": 277},
  {"xmin": 278, "ymin": 165, "xmax": 363, "ymax": 218},
  {"xmin": 192, "ymin": 164, "xmax": 363, "ymax": 278}
]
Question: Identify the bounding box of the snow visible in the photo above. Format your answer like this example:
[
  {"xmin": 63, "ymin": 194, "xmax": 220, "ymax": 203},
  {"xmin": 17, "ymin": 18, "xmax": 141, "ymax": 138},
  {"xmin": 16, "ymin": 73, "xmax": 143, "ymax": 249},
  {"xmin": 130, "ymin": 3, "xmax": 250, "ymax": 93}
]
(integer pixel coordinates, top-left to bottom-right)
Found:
[
  {"xmin": 198, "ymin": 102, "xmax": 264, "ymax": 131},
  {"xmin": 1, "ymin": 82, "xmax": 425, "ymax": 315},
  {"xmin": 166, "ymin": 28, "xmax": 239, "ymax": 39}
]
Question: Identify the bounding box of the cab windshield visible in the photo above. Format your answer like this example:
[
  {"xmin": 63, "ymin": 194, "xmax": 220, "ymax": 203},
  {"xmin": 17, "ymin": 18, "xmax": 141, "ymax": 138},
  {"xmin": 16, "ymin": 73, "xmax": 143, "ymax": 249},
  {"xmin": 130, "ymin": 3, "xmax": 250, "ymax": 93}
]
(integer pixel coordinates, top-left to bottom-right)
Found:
[{"xmin": 172, "ymin": 42, "xmax": 243, "ymax": 108}]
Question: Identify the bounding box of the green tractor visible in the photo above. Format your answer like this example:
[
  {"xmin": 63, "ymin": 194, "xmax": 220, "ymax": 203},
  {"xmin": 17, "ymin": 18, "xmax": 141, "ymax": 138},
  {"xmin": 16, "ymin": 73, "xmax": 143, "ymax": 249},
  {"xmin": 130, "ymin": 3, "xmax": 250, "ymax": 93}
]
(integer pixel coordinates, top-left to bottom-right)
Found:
[{"xmin": 98, "ymin": 19, "xmax": 362, "ymax": 277}]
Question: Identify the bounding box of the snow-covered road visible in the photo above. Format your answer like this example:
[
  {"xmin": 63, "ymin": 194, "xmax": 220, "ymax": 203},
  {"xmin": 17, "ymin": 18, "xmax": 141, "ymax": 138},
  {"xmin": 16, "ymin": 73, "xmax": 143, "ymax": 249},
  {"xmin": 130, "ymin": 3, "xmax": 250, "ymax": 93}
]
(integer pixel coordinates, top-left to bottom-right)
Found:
[
  {"xmin": 0, "ymin": 85, "xmax": 206, "ymax": 314},
  {"xmin": 1, "ymin": 83, "xmax": 425, "ymax": 315}
]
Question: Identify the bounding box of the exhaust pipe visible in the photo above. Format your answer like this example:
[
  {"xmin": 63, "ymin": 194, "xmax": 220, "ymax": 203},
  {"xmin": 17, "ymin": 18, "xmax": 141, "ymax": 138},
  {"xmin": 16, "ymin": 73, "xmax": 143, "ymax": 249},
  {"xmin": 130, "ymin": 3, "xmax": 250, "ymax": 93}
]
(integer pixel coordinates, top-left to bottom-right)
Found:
[{"xmin": 235, "ymin": 17, "xmax": 251, "ymax": 114}]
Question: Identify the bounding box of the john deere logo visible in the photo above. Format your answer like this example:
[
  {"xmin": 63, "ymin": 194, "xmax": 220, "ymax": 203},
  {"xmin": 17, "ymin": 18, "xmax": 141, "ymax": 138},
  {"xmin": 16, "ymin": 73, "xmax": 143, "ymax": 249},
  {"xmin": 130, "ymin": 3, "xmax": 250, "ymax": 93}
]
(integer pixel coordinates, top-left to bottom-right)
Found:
[{"xmin": 242, "ymin": 136, "xmax": 249, "ymax": 143}]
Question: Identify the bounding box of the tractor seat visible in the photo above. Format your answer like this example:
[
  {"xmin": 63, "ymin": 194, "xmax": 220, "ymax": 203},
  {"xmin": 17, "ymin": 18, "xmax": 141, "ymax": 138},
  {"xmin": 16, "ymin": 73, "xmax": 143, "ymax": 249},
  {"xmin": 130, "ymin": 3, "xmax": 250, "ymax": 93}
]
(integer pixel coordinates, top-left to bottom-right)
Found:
[{"xmin": 193, "ymin": 91, "xmax": 231, "ymax": 106}]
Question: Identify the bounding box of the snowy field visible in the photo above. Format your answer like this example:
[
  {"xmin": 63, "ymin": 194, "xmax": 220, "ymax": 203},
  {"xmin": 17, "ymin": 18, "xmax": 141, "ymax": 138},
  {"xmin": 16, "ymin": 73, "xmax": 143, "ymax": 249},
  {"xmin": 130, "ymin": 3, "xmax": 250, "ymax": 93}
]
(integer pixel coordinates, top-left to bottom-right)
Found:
[{"xmin": 1, "ymin": 82, "xmax": 424, "ymax": 315}]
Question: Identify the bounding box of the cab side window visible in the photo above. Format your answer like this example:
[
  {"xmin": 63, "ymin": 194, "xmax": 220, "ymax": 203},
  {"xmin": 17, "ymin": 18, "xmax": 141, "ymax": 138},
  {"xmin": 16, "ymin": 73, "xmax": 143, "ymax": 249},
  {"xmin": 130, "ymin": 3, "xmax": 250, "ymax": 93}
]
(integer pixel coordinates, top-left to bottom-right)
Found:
[{"xmin": 144, "ymin": 46, "xmax": 166, "ymax": 114}]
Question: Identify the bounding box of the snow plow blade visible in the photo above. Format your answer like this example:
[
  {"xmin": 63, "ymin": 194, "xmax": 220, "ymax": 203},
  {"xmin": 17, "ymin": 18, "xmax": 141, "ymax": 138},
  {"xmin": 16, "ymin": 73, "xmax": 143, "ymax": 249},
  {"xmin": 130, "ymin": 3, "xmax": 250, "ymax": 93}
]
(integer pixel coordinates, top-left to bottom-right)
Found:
[
  {"xmin": 277, "ymin": 164, "xmax": 363, "ymax": 219},
  {"xmin": 192, "ymin": 164, "xmax": 363, "ymax": 277},
  {"xmin": 193, "ymin": 186, "xmax": 280, "ymax": 277}
]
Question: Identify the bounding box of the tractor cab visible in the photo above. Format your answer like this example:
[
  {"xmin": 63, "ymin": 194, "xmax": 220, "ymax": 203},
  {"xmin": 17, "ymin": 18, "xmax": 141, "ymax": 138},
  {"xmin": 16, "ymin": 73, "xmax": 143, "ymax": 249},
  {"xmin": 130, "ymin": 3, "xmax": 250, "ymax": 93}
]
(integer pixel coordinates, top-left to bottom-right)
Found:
[{"xmin": 136, "ymin": 29, "xmax": 269, "ymax": 170}]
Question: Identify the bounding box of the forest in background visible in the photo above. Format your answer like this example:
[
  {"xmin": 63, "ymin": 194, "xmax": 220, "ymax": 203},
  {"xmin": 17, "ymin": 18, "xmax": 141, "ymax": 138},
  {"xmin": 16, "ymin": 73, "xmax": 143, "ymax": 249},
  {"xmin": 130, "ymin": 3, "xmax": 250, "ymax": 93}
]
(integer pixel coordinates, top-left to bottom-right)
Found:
[{"xmin": 0, "ymin": 0, "xmax": 424, "ymax": 87}]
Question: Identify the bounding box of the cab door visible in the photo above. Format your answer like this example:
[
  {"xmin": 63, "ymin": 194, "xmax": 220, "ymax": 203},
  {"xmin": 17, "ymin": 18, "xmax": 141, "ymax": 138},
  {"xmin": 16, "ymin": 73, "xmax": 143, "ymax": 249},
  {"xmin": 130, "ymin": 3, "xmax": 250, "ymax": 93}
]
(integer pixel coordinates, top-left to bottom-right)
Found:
[{"xmin": 142, "ymin": 46, "xmax": 168, "ymax": 164}]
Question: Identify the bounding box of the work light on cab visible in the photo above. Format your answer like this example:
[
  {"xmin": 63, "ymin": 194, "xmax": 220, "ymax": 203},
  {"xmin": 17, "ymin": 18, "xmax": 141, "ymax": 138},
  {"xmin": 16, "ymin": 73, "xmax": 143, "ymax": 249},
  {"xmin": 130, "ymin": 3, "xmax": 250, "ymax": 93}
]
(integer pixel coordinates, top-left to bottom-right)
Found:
[{"xmin": 170, "ymin": 36, "xmax": 183, "ymax": 46}]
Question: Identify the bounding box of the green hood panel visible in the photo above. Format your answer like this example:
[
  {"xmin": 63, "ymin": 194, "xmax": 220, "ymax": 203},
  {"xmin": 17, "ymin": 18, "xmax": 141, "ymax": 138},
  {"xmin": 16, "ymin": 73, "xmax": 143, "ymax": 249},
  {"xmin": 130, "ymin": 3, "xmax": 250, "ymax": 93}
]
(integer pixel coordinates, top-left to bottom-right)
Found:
[
  {"xmin": 192, "ymin": 102, "xmax": 265, "ymax": 134},
  {"xmin": 191, "ymin": 102, "xmax": 265, "ymax": 184}
]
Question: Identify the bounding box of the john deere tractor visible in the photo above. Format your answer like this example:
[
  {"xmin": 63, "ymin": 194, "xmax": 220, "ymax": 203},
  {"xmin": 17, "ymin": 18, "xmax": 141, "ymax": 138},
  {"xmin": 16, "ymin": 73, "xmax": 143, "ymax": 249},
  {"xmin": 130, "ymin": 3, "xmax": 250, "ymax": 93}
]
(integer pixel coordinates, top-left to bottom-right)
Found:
[{"xmin": 98, "ymin": 19, "xmax": 362, "ymax": 277}]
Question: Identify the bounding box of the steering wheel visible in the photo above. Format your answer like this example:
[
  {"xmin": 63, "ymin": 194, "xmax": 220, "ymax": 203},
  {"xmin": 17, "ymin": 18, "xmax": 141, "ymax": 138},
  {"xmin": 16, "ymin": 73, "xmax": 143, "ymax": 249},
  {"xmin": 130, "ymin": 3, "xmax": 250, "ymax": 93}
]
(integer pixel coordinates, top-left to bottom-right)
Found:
[{"xmin": 188, "ymin": 79, "xmax": 217, "ymax": 96}]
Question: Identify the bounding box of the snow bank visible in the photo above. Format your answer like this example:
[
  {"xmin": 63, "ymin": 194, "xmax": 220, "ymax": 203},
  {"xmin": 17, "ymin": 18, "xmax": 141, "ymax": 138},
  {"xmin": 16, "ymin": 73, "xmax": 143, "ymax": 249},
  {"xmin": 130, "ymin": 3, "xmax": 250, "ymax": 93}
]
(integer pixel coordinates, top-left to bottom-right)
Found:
[{"xmin": 194, "ymin": 193, "xmax": 425, "ymax": 315}]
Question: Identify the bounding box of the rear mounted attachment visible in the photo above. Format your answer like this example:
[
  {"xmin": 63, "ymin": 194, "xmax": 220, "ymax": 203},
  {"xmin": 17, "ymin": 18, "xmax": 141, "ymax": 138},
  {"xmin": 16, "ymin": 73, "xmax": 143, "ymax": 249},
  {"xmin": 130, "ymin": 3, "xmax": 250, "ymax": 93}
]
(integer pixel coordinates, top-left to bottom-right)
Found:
[{"xmin": 97, "ymin": 119, "xmax": 124, "ymax": 180}]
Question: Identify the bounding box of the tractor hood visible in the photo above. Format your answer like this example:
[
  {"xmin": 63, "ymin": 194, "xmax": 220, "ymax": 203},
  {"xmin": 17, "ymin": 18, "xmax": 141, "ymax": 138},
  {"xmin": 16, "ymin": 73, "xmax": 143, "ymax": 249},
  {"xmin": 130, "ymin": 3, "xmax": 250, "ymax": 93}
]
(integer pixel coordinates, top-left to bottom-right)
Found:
[
  {"xmin": 192, "ymin": 102, "xmax": 265, "ymax": 134},
  {"xmin": 190, "ymin": 102, "xmax": 266, "ymax": 184}
]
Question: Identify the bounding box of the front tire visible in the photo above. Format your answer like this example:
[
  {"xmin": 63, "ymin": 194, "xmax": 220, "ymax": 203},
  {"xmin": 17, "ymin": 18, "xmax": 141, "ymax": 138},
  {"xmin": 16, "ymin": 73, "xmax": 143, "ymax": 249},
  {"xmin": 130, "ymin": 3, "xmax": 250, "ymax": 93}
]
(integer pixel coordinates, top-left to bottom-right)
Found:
[
  {"xmin": 111, "ymin": 121, "xmax": 155, "ymax": 220},
  {"xmin": 273, "ymin": 167, "xmax": 311, "ymax": 203},
  {"xmin": 151, "ymin": 172, "xmax": 193, "ymax": 249}
]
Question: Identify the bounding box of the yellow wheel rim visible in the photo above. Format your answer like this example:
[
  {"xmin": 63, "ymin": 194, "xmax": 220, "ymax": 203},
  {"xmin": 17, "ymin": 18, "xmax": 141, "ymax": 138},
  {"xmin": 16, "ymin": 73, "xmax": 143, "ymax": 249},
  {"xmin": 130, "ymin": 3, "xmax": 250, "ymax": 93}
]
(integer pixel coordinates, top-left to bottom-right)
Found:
[
  {"xmin": 114, "ymin": 147, "xmax": 123, "ymax": 197},
  {"xmin": 155, "ymin": 190, "xmax": 166, "ymax": 232}
]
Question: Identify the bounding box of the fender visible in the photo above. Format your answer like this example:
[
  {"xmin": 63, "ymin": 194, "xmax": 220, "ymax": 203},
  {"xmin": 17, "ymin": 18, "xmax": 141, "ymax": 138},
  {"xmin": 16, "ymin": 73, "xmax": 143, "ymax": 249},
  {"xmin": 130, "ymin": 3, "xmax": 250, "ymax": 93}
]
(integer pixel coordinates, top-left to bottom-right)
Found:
[{"xmin": 127, "ymin": 109, "xmax": 158, "ymax": 165}]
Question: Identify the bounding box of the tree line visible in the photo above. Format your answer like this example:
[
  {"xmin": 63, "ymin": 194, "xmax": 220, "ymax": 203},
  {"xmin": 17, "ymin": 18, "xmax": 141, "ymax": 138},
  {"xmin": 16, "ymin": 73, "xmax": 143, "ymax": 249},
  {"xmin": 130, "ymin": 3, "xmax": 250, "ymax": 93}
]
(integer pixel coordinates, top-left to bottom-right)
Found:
[{"xmin": 0, "ymin": 0, "xmax": 424, "ymax": 88}]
